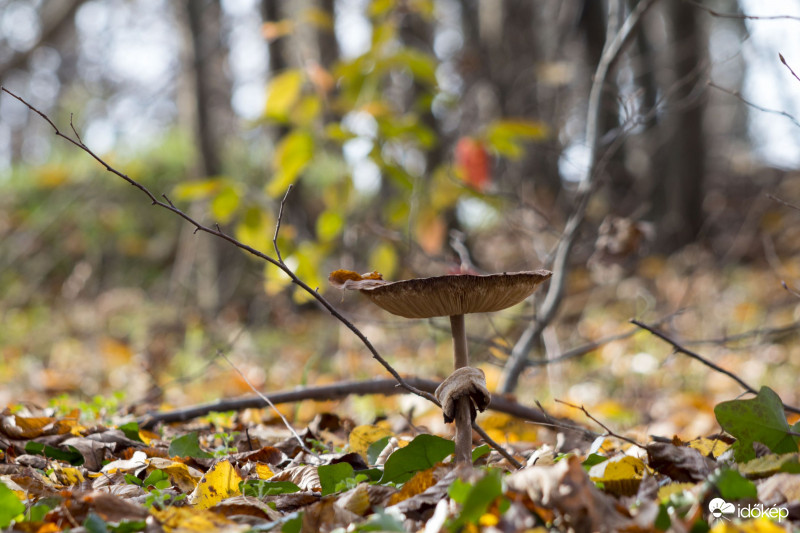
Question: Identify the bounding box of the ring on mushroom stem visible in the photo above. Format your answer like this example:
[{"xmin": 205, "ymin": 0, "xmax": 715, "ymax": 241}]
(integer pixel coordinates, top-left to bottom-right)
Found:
[{"xmin": 329, "ymin": 269, "xmax": 552, "ymax": 465}]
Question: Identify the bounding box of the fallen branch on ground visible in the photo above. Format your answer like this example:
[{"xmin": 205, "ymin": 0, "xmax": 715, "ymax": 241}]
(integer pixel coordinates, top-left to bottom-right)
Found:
[
  {"xmin": 136, "ymin": 377, "xmax": 594, "ymax": 440},
  {"xmin": 631, "ymin": 319, "xmax": 800, "ymax": 415}
]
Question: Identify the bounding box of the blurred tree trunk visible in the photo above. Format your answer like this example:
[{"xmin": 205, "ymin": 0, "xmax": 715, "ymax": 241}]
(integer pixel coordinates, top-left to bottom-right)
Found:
[
  {"xmin": 171, "ymin": 0, "xmax": 233, "ymax": 312},
  {"xmin": 649, "ymin": 1, "xmax": 706, "ymax": 252}
]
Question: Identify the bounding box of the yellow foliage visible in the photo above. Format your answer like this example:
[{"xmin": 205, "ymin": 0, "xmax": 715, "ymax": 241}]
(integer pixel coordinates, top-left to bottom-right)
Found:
[
  {"xmin": 688, "ymin": 437, "xmax": 730, "ymax": 458},
  {"xmin": 708, "ymin": 517, "xmax": 789, "ymax": 533},
  {"xmin": 348, "ymin": 424, "xmax": 394, "ymax": 461},
  {"xmin": 190, "ymin": 460, "xmax": 243, "ymax": 510},
  {"xmin": 152, "ymin": 506, "xmax": 246, "ymax": 533}
]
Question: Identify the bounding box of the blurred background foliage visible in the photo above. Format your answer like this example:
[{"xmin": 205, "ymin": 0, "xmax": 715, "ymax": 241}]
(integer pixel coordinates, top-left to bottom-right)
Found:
[{"xmin": 2, "ymin": 0, "xmax": 800, "ymax": 437}]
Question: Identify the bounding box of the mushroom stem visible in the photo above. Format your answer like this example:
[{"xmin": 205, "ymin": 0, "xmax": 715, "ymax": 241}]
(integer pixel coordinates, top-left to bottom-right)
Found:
[{"xmin": 450, "ymin": 314, "xmax": 473, "ymax": 465}]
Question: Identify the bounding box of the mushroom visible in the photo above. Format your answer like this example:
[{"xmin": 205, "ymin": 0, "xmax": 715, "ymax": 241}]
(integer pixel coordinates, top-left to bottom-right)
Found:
[{"xmin": 329, "ymin": 268, "xmax": 552, "ymax": 464}]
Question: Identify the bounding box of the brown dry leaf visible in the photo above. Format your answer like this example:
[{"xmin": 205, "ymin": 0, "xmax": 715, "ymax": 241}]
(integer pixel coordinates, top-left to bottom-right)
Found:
[
  {"xmin": 269, "ymin": 464, "xmax": 321, "ymax": 492},
  {"xmin": 756, "ymin": 473, "xmax": 800, "ymax": 506},
  {"xmin": 61, "ymin": 436, "xmax": 116, "ymax": 472},
  {"xmin": 301, "ymin": 494, "xmax": 363, "ymax": 533},
  {"xmin": 189, "ymin": 460, "xmax": 244, "ymax": 510},
  {"xmin": 506, "ymin": 455, "xmax": 633, "ymax": 532},
  {"xmin": 152, "ymin": 506, "xmax": 248, "ymax": 533},
  {"xmin": 0, "ymin": 413, "xmax": 70, "ymax": 439},
  {"xmin": 233, "ymin": 446, "xmax": 286, "ymax": 466},
  {"xmin": 47, "ymin": 491, "xmax": 149, "ymax": 526},
  {"xmin": 647, "ymin": 442, "xmax": 715, "ymax": 482},
  {"xmin": 349, "ymin": 424, "xmax": 394, "ymax": 461},
  {"xmin": 210, "ymin": 495, "xmax": 283, "ymax": 521}
]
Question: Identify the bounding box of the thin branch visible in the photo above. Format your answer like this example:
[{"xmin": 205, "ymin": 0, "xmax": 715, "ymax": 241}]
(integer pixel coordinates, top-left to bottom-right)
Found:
[
  {"xmin": 471, "ymin": 425, "xmax": 523, "ymax": 469},
  {"xmin": 1, "ymin": 87, "xmax": 531, "ymax": 466},
  {"xmin": 273, "ymin": 184, "xmax": 293, "ymax": 263},
  {"xmin": 499, "ymin": 0, "xmax": 658, "ymax": 394},
  {"xmin": 555, "ymin": 399, "xmax": 644, "ymax": 450},
  {"xmin": 218, "ymin": 351, "xmax": 318, "ymax": 458},
  {"xmin": 709, "ymin": 82, "xmax": 800, "ymax": 129},
  {"xmin": 767, "ymin": 193, "xmax": 800, "ymax": 212},
  {"xmin": 781, "ymin": 281, "xmax": 800, "ymax": 299},
  {"xmin": 630, "ymin": 319, "xmax": 800, "ymax": 415},
  {"xmin": 686, "ymin": 1, "xmax": 800, "ymax": 22},
  {"xmin": 0, "ymin": 86, "xmax": 434, "ymax": 405},
  {"xmin": 779, "ymin": 53, "xmax": 800, "ymax": 84}
]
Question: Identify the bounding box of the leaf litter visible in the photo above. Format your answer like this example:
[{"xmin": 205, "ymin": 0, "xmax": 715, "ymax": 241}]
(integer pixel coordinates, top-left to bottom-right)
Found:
[{"xmin": 2, "ymin": 388, "xmax": 800, "ymax": 532}]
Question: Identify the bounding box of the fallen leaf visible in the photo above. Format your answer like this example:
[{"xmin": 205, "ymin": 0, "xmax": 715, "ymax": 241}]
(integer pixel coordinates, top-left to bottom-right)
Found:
[
  {"xmin": 152, "ymin": 505, "xmax": 247, "ymax": 532},
  {"xmin": 189, "ymin": 460, "xmax": 244, "ymax": 510}
]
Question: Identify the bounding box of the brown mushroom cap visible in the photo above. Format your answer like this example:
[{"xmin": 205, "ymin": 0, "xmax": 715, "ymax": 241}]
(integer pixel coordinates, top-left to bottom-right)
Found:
[{"xmin": 330, "ymin": 270, "xmax": 552, "ymax": 319}]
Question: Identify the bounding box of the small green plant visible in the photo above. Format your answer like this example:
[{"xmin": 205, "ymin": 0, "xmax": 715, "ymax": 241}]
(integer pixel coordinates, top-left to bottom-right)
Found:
[
  {"xmin": 125, "ymin": 469, "xmax": 186, "ymax": 510},
  {"xmin": 211, "ymin": 431, "xmax": 240, "ymax": 457}
]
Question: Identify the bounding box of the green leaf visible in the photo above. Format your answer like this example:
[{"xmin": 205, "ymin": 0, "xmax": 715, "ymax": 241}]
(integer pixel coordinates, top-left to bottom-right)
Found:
[
  {"xmin": 84, "ymin": 512, "xmax": 109, "ymax": 533},
  {"xmin": 265, "ymin": 69, "xmax": 305, "ymax": 121},
  {"xmin": 240, "ymin": 480, "xmax": 301, "ymax": 497},
  {"xmin": 143, "ymin": 469, "xmax": 169, "ymax": 488},
  {"xmin": 24, "ymin": 441, "xmax": 84, "ymax": 465},
  {"xmin": 26, "ymin": 503, "xmax": 51, "ymax": 523},
  {"xmin": 714, "ymin": 386, "xmax": 799, "ymax": 462},
  {"xmin": 709, "ymin": 469, "xmax": 757, "ymax": 500},
  {"xmin": 367, "ymin": 436, "xmax": 391, "ymax": 466},
  {"xmin": 0, "ymin": 481, "xmax": 25, "ymax": 528},
  {"xmin": 380, "ymin": 434, "xmax": 455, "ymax": 484},
  {"xmin": 267, "ymin": 130, "xmax": 314, "ymax": 197},
  {"xmin": 281, "ymin": 513, "xmax": 303, "ymax": 533},
  {"xmin": 124, "ymin": 473, "xmax": 143, "ymax": 487},
  {"xmin": 318, "ymin": 462, "xmax": 355, "ymax": 496},
  {"xmin": 119, "ymin": 422, "xmax": 144, "ymax": 443},
  {"xmin": 168, "ymin": 432, "xmax": 213, "ymax": 459},
  {"xmin": 582, "ymin": 453, "xmax": 609, "ymax": 470},
  {"xmin": 472, "ymin": 444, "xmax": 491, "ymax": 463},
  {"xmin": 485, "ymin": 119, "xmax": 549, "ymax": 160},
  {"xmin": 110, "ymin": 520, "xmax": 148, "ymax": 533},
  {"xmin": 447, "ymin": 468, "xmax": 505, "ymax": 530}
]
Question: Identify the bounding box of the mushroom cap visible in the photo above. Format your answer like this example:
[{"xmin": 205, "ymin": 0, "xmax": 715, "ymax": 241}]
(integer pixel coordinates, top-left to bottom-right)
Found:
[{"xmin": 329, "ymin": 269, "xmax": 552, "ymax": 319}]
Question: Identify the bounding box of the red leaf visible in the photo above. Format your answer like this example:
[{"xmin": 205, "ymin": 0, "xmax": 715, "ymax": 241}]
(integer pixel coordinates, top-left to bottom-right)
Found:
[{"xmin": 455, "ymin": 137, "xmax": 491, "ymax": 192}]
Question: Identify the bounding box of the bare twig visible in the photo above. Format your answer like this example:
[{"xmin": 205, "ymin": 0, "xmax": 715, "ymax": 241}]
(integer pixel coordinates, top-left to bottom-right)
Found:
[
  {"xmin": 685, "ymin": 1, "xmax": 800, "ymax": 22},
  {"xmin": 630, "ymin": 319, "xmax": 800, "ymax": 415},
  {"xmin": 1, "ymin": 87, "xmax": 530, "ymax": 466},
  {"xmin": 218, "ymin": 351, "xmax": 318, "ymax": 458},
  {"xmin": 0, "ymin": 86, "xmax": 434, "ymax": 404},
  {"xmin": 767, "ymin": 193, "xmax": 800, "ymax": 212},
  {"xmin": 555, "ymin": 399, "xmax": 644, "ymax": 449},
  {"xmin": 781, "ymin": 281, "xmax": 800, "ymax": 299},
  {"xmin": 779, "ymin": 53, "xmax": 800, "ymax": 84},
  {"xmin": 709, "ymin": 82, "xmax": 800, "ymax": 129},
  {"xmin": 499, "ymin": 0, "xmax": 659, "ymax": 393}
]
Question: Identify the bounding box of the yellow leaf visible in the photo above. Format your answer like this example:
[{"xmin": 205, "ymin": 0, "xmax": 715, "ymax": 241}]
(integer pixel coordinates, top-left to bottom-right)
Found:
[
  {"xmin": 389, "ymin": 468, "xmax": 436, "ymax": 505},
  {"xmin": 172, "ymin": 179, "xmax": 223, "ymax": 201},
  {"xmin": 49, "ymin": 463, "xmax": 85, "ymax": 486},
  {"xmin": 151, "ymin": 506, "xmax": 245, "ymax": 533},
  {"xmin": 255, "ymin": 463, "xmax": 274, "ymax": 480},
  {"xmin": 267, "ymin": 130, "xmax": 314, "ymax": 197},
  {"xmin": 368, "ymin": 243, "xmax": 397, "ymax": 279},
  {"xmin": 265, "ymin": 69, "xmax": 305, "ymax": 121},
  {"xmin": 657, "ymin": 482, "xmax": 696, "ymax": 502},
  {"xmin": 588, "ymin": 455, "xmax": 651, "ymax": 496},
  {"xmin": 210, "ymin": 185, "xmax": 240, "ymax": 224},
  {"xmin": 738, "ymin": 453, "xmax": 800, "ymax": 479},
  {"xmin": 709, "ymin": 517, "xmax": 789, "ymax": 533},
  {"xmin": 349, "ymin": 425, "xmax": 394, "ymax": 461},
  {"xmin": 688, "ymin": 437, "xmax": 730, "ymax": 458},
  {"xmin": 148, "ymin": 458, "xmax": 204, "ymax": 493},
  {"xmin": 316, "ymin": 209, "xmax": 344, "ymax": 242},
  {"xmin": 190, "ymin": 460, "xmax": 243, "ymax": 510}
]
